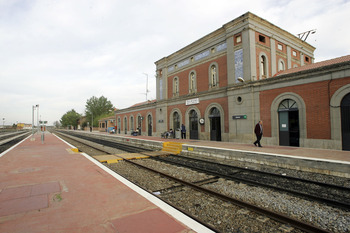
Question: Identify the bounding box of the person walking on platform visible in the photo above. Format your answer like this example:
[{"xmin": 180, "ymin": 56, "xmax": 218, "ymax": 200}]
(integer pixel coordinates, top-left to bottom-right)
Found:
[
  {"xmin": 181, "ymin": 124, "xmax": 186, "ymax": 139},
  {"xmin": 254, "ymin": 120, "xmax": 263, "ymax": 147}
]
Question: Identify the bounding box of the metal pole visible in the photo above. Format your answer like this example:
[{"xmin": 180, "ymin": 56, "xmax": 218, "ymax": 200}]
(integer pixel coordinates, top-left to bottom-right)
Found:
[
  {"xmin": 36, "ymin": 104, "xmax": 39, "ymax": 133},
  {"xmin": 32, "ymin": 106, "xmax": 34, "ymax": 135},
  {"xmin": 143, "ymin": 73, "xmax": 149, "ymax": 101}
]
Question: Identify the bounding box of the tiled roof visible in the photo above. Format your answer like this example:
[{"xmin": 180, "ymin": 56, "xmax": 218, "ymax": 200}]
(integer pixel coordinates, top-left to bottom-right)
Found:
[
  {"xmin": 275, "ymin": 55, "xmax": 350, "ymax": 77},
  {"xmin": 129, "ymin": 99, "xmax": 156, "ymax": 108},
  {"xmin": 98, "ymin": 116, "xmax": 115, "ymax": 121}
]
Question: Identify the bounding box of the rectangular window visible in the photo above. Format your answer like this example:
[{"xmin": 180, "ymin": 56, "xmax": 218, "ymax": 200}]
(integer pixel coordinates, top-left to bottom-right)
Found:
[
  {"xmin": 236, "ymin": 35, "xmax": 241, "ymax": 44},
  {"xmin": 305, "ymin": 56, "xmax": 310, "ymax": 62},
  {"xmin": 259, "ymin": 35, "xmax": 266, "ymax": 43},
  {"xmin": 292, "ymin": 51, "xmax": 297, "ymax": 57},
  {"xmin": 278, "ymin": 44, "xmax": 283, "ymax": 50}
]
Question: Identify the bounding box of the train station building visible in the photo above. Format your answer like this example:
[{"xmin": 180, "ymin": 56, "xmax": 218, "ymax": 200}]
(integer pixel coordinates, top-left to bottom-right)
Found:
[{"xmin": 115, "ymin": 12, "xmax": 350, "ymax": 151}]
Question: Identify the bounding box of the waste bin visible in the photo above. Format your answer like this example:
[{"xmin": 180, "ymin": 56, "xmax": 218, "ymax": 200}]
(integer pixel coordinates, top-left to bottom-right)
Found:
[{"xmin": 175, "ymin": 129, "xmax": 180, "ymax": 139}]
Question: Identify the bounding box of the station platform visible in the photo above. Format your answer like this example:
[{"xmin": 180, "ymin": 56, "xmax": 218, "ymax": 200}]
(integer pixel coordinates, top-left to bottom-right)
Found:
[
  {"xmin": 0, "ymin": 132, "xmax": 213, "ymax": 233},
  {"xmin": 90, "ymin": 131, "xmax": 350, "ymax": 178}
]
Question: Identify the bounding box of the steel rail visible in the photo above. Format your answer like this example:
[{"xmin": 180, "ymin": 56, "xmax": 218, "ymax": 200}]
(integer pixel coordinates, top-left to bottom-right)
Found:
[
  {"xmin": 0, "ymin": 132, "xmax": 30, "ymax": 146},
  {"xmin": 127, "ymin": 160, "xmax": 330, "ymax": 233},
  {"xmin": 54, "ymin": 131, "xmax": 220, "ymax": 232},
  {"xmin": 55, "ymin": 130, "xmax": 331, "ymax": 233},
  {"xmin": 153, "ymin": 156, "xmax": 350, "ymax": 210},
  {"xmin": 177, "ymin": 154, "xmax": 350, "ymax": 191}
]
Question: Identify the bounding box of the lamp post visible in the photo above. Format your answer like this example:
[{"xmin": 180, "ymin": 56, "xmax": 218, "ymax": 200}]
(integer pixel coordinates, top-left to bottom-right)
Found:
[
  {"xmin": 36, "ymin": 104, "xmax": 39, "ymax": 133},
  {"xmin": 31, "ymin": 104, "xmax": 39, "ymax": 135},
  {"xmin": 32, "ymin": 105, "xmax": 35, "ymax": 135}
]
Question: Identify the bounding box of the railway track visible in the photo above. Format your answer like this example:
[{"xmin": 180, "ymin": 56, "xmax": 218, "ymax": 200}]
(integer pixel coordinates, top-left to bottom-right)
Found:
[
  {"xmin": 152, "ymin": 155, "xmax": 350, "ymax": 210},
  {"xmin": 54, "ymin": 130, "xmax": 338, "ymax": 233},
  {"xmin": 0, "ymin": 131, "xmax": 31, "ymax": 154}
]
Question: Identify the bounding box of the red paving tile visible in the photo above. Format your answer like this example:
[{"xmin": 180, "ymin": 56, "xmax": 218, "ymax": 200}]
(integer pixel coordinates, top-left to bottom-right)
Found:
[
  {"xmin": 0, "ymin": 185, "xmax": 32, "ymax": 202},
  {"xmin": 0, "ymin": 133, "xmax": 201, "ymax": 233},
  {"xmin": 111, "ymin": 208, "xmax": 186, "ymax": 233},
  {"xmin": 0, "ymin": 194, "xmax": 48, "ymax": 217},
  {"xmin": 31, "ymin": 182, "xmax": 61, "ymax": 196}
]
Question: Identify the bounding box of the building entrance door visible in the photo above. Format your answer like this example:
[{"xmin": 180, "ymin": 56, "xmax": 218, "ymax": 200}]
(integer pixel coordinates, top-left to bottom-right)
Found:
[
  {"xmin": 137, "ymin": 116, "xmax": 142, "ymax": 135},
  {"xmin": 189, "ymin": 110, "xmax": 198, "ymax": 139},
  {"xmin": 148, "ymin": 115, "xmax": 152, "ymax": 136},
  {"xmin": 341, "ymin": 93, "xmax": 350, "ymax": 150},
  {"xmin": 118, "ymin": 118, "xmax": 121, "ymax": 134},
  {"xmin": 209, "ymin": 107, "xmax": 221, "ymax": 141},
  {"xmin": 124, "ymin": 118, "xmax": 127, "ymax": 134},
  {"xmin": 278, "ymin": 99, "xmax": 299, "ymax": 147}
]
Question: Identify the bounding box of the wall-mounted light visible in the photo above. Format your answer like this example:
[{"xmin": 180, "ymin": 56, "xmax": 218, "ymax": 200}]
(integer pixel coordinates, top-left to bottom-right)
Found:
[{"xmin": 237, "ymin": 77, "xmax": 245, "ymax": 83}]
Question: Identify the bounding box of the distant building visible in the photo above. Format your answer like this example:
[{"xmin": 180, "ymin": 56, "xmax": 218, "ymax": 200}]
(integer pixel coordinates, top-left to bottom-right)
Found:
[
  {"xmin": 115, "ymin": 12, "xmax": 350, "ymax": 150},
  {"xmin": 17, "ymin": 123, "xmax": 32, "ymax": 130},
  {"xmin": 98, "ymin": 116, "xmax": 116, "ymax": 133}
]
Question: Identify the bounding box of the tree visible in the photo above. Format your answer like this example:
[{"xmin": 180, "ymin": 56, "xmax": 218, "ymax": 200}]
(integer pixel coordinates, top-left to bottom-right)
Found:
[
  {"xmin": 60, "ymin": 109, "xmax": 81, "ymax": 128},
  {"xmin": 85, "ymin": 96, "xmax": 114, "ymax": 127},
  {"xmin": 53, "ymin": 120, "xmax": 61, "ymax": 128}
]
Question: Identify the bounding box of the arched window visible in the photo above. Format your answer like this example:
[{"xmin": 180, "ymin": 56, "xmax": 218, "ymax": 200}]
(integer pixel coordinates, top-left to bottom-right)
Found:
[
  {"xmin": 124, "ymin": 117, "xmax": 127, "ymax": 134},
  {"xmin": 210, "ymin": 65, "xmax": 218, "ymax": 87},
  {"xmin": 210, "ymin": 107, "xmax": 221, "ymax": 117},
  {"xmin": 260, "ymin": 55, "xmax": 267, "ymax": 79},
  {"xmin": 173, "ymin": 77, "xmax": 179, "ymax": 97},
  {"xmin": 189, "ymin": 72, "xmax": 196, "ymax": 93},
  {"xmin": 117, "ymin": 118, "xmax": 121, "ymax": 134},
  {"xmin": 278, "ymin": 60, "xmax": 285, "ymax": 72},
  {"xmin": 279, "ymin": 99, "xmax": 298, "ymax": 110},
  {"xmin": 130, "ymin": 116, "xmax": 134, "ymax": 131}
]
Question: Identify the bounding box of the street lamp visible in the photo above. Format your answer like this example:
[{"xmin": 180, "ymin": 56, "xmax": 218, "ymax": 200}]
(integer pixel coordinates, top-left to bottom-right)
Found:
[
  {"xmin": 32, "ymin": 106, "xmax": 35, "ymax": 135},
  {"xmin": 32, "ymin": 104, "xmax": 39, "ymax": 135},
  {"xmin": 36, "ymin": 104, "xmax": 39, "ymax": 133}
]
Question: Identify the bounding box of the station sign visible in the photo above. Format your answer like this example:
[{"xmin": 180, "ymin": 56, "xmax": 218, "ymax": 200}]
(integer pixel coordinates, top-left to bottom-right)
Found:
[
  {"xmin": 186, "ymin": 98, "xmax": 199, "ymax": 106},
  {"xmin": 232, "ymin": 115, "xmax": 247, "ymax": 119}
]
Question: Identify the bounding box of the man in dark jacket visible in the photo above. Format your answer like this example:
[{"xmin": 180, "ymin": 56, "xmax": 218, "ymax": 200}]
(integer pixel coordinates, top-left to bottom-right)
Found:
[
  {"xmin": 181, "ymin": 124, "xmax": 186, "ymax": 139},
  {"xmin": 254, "ymin": 120, "xmax": 263, "ymax": 147}
]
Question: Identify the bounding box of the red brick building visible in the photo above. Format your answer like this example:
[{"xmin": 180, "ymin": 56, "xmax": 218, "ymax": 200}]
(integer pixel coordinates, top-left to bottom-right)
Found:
[{"xmin": 115, "ymin": 12, "xmax": 350, "ymax": 150}]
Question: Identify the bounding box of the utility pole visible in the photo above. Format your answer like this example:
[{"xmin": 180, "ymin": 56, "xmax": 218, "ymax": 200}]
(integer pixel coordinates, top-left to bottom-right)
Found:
[{"xmin": 143, "ymin": 73, "xmax": 150, "ymax": 101}]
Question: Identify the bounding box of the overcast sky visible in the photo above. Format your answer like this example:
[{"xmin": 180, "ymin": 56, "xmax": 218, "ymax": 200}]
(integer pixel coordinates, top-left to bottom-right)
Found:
[{"xmin": 1, "ymin": 0, "xmax": 349, "ymax": 126}]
